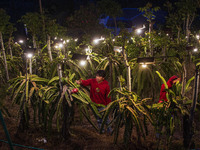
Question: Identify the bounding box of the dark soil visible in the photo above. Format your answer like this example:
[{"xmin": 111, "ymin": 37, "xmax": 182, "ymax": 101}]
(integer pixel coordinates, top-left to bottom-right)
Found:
[{"xmin": 1, "ymin": 96, "xmax": 200, "ymax": 150}]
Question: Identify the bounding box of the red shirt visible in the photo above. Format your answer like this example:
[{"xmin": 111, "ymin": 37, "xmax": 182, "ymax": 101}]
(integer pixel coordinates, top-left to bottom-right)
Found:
[
  {"xmin": 158, "ymin": 75, "xmax": 178, "ymax": 103},
  {"xmin": 81, "ymin": 78, "xmax": 111, "ymax": 106}
]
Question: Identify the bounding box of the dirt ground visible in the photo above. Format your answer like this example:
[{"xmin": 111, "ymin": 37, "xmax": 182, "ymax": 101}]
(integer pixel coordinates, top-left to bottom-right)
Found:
[{"xmin": 1, "ymin": 97, "xmax": 200, "ymax": 150}]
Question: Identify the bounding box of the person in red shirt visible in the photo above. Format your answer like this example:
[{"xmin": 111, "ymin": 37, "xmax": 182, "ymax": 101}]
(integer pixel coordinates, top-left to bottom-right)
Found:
[
  {"xmin": 76, "ymin": 70, "xmax": 112, "ymax": 134},
  {"xmin": 158, "ymin": 75, "xmax": 181, "ymax": 103}
]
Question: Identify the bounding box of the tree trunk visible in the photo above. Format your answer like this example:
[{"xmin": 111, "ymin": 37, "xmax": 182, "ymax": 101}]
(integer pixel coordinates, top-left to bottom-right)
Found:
[
  {"xmin": 109, "ymin": 58, "xmax": 113, "ymax": 90},
  {"xmin": 181, "ymin": 63, "xmax": 187, "ymax": 99},
  {"xmin": 57, "ymin": 51, "xmax": 70, "ymax": 139},
  {"xmin": 122, "ymin": 45, "xmax": 131, "ymax": 92},
  {"xmin": 127, "ymin": 66, "xmax": 131, "ymax": 92},
  {"xmin": 62, "ymin": 98, "xmax": 70, "ymax": 139},
  {"xmin": 33, "ymin": 35, "xmax": 37, "ymax": 49},
  {"xmin": 57, "ymin": 64, "xmax": 70, "ymax": 139},
  {"xmin": 113, "ymin": 17, "xmax": 118, "ymax": 35},
  {"xmin": 0, "ymin": 32, "xmax": 9, "ymax": 81},
  {"xmin": 162, "ymin": 46, "xmax": 166, "ymax": 62},
  {"xmin": 177, "ymin": 27, "xmax": 181, "ymax": 44},
  {"xmin": 33, "ymin": 35, "xmax": 37, "ymax": 54},
  {"xmin": 39, "ymin": 0, "xmax": 46, "ymax": 42},
  {"xmin": 63, "ymin": 46, "xmax": 67, "ymax": 59},
  {"xmin": 148, "ymin": 21, "xmax": 152, "ymax": 56},
  {"xmin": 32, "ymin": 35, "xmax": 37, "ymax": 74},
  {"xmin": 8, "ymin": 37, "xmax": 13, "ymax": 59},
  {"xmin": 47, "ymin": 35, "xmax": 53, "ymax": 61},
  {"xmin": 109, "ymin": 57, "xmax": 113, "ymax": 99},
  {"xmin": 183, "ymin": 67, "xmax": 199, "ymax": 149},
  {"xmin": 17, "ymin": 59, "xmax": 29, "ymax": 133},
  {"xmin": 39, "ymin": 0, "xmax": 43, "ymax": 15},
  {"xmin": 191, "ymin": 66, "xmax": 199, "ymax": 122},
  {"xmin": 57, "ymin": 63, "xmax": 63, "ymax": 92},
  {"xmin": 29, "ymin": 58, "xmax": 32, "ymax": 74},
  {"xmin": 186, "ymin": 14, "xmax": 190, "ymax": 43}
]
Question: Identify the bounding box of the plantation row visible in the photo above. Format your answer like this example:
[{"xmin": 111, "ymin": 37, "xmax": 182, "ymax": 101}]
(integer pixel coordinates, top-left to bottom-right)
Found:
[{"xmin": 0, "ymin": 1, "xmax": 200, "ymax": 149}]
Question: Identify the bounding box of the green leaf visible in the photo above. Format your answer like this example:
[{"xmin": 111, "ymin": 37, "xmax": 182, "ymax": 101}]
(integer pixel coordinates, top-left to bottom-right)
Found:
[
  {"xmin": 101, "ymin": 101, "xmax": 118, "ymax": 132},
  {"xmin": 156, "ymin": 71, "xmax": 169, "ymax": 100},
  {"xmin": 185, "ymin": 76, "xmax": 195, "ymax": 92},
  {"xmin": 72, "ymin": 94, "xmax": 89, "ymax": 104},
  {"xmin": 80, "ymin": 109, "xmax": 99, "ymax": 131},
  {"xmin": 31, "ymin": 77, "xmax": 48, "ymax": 82},
  {"xmin": 29, "ymin": 87, "xmax": 35, "ymax": 100},
  {"xmin": 12, "ymin": 80, "xmax": 26, "ymax": 102},
  {"xmin": 48, "ymin": 76, "xmax": 59, "ymax": 85},
  {"xmin": 25, "ymin": 77, "xmax": 29, "ymax": 101},
  {"xmin": 156, "ymin": 71, "xmax": 168, "ymax": 89},
  {"xmin": 126, "ymin": 106, "xmax": 140, "ymax": 128}
]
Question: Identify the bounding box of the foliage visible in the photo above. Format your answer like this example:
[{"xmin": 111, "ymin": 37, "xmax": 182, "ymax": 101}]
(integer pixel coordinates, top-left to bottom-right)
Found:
[
  {"xmin": 101, "ymin": 87, "xmax": 152, "ymax": 146},
  {"xmin": 0, "ymin": 9, "xmax": 10, "ymax": 33},
  {"xmin": 19, "ymin": 12, "xmax": 42, "ymax": 37},
  {"xmin": 45, "ymin": 17, "xmax": 66, "ymax": 37},
  {"xmin": 97, "ymin": 0, "xmax": 122, "ymax": 18},
  {"xmin": 8, "ymin": 72, "xmax": 102, "ymax": 135},
  {"xmin": 149, "ymin": 71, "xmax": 194, "ymax": 149},
  {"xmin": 8, "ymin": 74, "xmax": 48, "ymax": 128},
  {"xmin": 66, "ymin": 3, "xmax": 107, "ymax": 40},
  {"xmin": 139, "ymin": 3, "xmax": 160, "ymax": 23},
  {"xmin": 1, "ymin": 1, "xmax": 200, "ymax": 147},
  {"xmin": 0, "ymin": 85, "xmax": 10, "ymax": 116}
]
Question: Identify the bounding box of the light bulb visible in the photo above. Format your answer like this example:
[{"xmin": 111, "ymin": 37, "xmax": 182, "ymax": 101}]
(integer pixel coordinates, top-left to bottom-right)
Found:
[{"xmin": 80, "ymin": 60, "xmax": 86, "ymax": 66}]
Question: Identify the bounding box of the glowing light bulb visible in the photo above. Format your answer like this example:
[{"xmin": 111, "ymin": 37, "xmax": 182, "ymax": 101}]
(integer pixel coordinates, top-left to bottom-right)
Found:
[
  {"xmin": 194, "ymin": 48, "xmax": 198, "ymax": 52},
  {"xmin": 55, "ymin": 45, "xmax": 58, "ymax": 49},
  {"xmin": 142, "ymin": 64, "xmax": 147, "ymax": 68},
  {"xmin": 93, "ymin": 39, "xmax": 99, "ymax": 44},
  {"xmin": 19, "ymin": 40, "xmax": 24, "ymax": 43},
  {"xmin": 80, "ymin": 60, "xmax": 86, "ymax": 66},
  {"xmin": 27, "ymin": 53, "xmax": 33, "ymax": 58},
  {"xmin": 59, "ymin": 43, "xmax": 63, "ymax": 48},
  {"xmin": 136, "ymin": 29, "xmax": 142, "ymax": 34}
]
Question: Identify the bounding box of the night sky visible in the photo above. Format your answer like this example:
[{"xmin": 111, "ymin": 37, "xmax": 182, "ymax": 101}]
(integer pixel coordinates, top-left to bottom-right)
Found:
[{"xmin": 0, "ymin": 0, "xmax": 176, "ymax": 23}]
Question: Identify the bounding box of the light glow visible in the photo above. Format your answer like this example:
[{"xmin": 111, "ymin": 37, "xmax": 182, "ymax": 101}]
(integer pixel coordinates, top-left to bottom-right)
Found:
[
  {"xmin": 114, "ymin": 46, "xmax": 122, "ymax": 53},
  {"xmin": 142, "ymin": 64, "xmax": 147, "ymax": 68},
  {"xmin": 93, "ymin": 36, "xmax": 105, "ymax": 44},
  {"xmin": 85, "ymin": 47, "xmax": 92, "ymax": 54},
  {"xmin": 19, "ymin": 40, "xmax": 24, "ymax": 44},
  {"xmin": 80, "ymin": 60, "xmax": 86, "ymax": 66},
  {"xmin": 59, "ymin": 43, "xmax": 63, "ymax": 48},
  {"xmin": 136, "ymin": 29, "xmax": 142, "ymax": 34},
  {"xmin": 27, "ymin": 53, "xmax": 33, "ymax": 58},
  {"xmin": 194, "ymin": 48, "xmax": 198, "ymax": 52},
  {"xmin": 93, "ymin": 39, "xmax": 99, "ymax": 44},
  {"xmin": 55, "ymin": 45, "xmax": 58, "ymax": 49}
]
